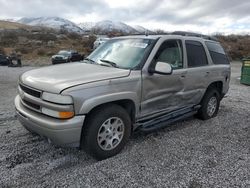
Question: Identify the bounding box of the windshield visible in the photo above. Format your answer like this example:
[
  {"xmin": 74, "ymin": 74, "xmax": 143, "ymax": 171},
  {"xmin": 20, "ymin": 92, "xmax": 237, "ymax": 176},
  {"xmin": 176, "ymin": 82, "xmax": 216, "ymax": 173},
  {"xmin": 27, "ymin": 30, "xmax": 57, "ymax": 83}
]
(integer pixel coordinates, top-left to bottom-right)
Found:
[
  {"xmin": 58, "ymin": 51, "xmax": 71, "ymax": 56},
  {"xmin": 87, "ymin": 38, "xmax": 153, "ymax": 69}
]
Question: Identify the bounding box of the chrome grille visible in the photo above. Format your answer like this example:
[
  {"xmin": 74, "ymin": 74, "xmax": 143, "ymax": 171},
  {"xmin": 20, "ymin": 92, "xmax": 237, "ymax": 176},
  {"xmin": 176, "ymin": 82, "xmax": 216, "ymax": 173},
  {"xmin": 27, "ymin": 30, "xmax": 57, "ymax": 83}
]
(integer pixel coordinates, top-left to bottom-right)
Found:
[
  {"xmin": 19, "ymin": 84, "xmax": 41, "ymax": 98},
  {"xmin": 23, "ymin": 99, "xmax": 40, "ymax": 110},
  {"xmin": 18, "ymin": 83, "xmax": 42, "ymax": 112}
]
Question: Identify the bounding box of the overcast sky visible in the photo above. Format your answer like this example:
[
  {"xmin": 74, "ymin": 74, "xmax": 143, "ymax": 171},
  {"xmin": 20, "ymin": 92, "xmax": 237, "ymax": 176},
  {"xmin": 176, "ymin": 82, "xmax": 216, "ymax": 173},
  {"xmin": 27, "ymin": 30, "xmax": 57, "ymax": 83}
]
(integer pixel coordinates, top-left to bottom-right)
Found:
[{"xmin": 0, "ymin": 0, "xmax": 250, "ymax": 34}]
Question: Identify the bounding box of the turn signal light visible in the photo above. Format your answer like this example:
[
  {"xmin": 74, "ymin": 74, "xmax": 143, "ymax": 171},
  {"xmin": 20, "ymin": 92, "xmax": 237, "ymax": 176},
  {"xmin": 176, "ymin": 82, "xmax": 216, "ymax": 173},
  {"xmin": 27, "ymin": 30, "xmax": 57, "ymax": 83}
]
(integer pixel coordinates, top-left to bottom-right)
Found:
[{"xmin": 59, "ymin": 111, "xmax": 74, "ymax": 119}]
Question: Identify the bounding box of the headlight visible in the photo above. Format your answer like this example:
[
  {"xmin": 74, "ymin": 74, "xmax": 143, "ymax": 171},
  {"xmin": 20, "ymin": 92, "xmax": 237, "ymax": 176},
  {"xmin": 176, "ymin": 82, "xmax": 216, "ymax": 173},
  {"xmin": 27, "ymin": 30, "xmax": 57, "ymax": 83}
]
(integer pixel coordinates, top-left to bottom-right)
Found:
[
  {"xmin": 42, "ymin": 107, "xmax": 74, "ymax": 119},
  {"xmin": 42, "ymin": 92, "xmax": 73, "ymax": 104}
]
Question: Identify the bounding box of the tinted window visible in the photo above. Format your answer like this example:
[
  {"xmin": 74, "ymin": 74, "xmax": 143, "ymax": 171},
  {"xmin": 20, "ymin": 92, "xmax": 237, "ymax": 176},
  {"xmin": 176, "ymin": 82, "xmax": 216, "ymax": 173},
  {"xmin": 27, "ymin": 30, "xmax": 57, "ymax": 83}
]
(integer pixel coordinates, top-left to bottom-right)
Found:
[
  {"xmin": 186, "ymin": 40, "xmax": 208, "ymax": 67},
  {"xmin": 205, "ymin": 42, "xmax": 229, "ymax": 64},
  {"xmin": 154, "ymin": 40, "xmax": 183, "ymax": 69}
]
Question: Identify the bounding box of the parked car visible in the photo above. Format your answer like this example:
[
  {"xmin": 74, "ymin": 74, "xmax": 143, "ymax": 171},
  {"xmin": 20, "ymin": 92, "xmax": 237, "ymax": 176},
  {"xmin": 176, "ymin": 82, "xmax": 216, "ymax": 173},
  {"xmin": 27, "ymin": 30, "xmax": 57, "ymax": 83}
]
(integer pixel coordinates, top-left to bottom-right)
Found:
[
  {"xmin": 93, "ymin": 38, "xmax": 109, "ymax": 49},
  {"xmin": 0, "ymin": 54, "xmax": 10, "ymax": 66},
  {"xmin": 51, "ymin": 50, "xmax": 84, "ymax": 64},
  {"xmin": 15, "ymin": 32, "xmax": 230, "ymax": 160}
]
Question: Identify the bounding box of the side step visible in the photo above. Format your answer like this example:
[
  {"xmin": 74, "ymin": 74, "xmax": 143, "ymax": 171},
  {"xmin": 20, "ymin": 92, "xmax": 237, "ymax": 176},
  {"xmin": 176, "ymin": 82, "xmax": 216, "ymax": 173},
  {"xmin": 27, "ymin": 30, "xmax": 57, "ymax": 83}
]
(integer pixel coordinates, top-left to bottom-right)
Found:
[{"xmin": 136, "ymin": 106, "xmax": 200, "ymax": 132}]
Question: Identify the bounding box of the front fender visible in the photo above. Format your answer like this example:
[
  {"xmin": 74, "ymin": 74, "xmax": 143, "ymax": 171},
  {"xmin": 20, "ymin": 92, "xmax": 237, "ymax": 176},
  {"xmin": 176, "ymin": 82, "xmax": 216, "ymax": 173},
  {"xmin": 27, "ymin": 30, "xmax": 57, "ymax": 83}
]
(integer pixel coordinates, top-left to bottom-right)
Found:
[{"xmin": 79, "ymin": 91, "xmax": 139, "ymax": 115}]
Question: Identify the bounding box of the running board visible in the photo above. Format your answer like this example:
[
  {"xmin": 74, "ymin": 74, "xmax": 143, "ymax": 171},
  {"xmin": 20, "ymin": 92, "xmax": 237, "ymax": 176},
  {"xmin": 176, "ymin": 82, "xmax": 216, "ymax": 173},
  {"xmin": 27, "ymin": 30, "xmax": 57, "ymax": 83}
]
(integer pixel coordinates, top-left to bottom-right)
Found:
[{"xmin": 136, "ymin": 105, "xmax": 200, "ymax": 132}]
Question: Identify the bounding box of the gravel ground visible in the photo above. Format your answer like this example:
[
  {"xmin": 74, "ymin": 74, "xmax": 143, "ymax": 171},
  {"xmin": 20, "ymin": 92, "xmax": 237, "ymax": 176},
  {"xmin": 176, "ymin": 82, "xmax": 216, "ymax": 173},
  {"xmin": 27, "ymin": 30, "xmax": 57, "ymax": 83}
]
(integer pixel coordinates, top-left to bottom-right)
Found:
[{"xmin": 0, "ymin": 62, "xmax": 249, "ymax": 187}]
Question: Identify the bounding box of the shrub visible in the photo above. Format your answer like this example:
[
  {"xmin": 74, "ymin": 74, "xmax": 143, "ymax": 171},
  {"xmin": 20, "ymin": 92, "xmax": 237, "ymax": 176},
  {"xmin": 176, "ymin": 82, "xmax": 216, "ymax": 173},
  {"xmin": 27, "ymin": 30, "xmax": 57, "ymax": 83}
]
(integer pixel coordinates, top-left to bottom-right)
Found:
[
  {"xmin": 37, "ymin": 48, "xmax": 46, "ymax": 56},
  {"xmin": 30, "ymin": 33, "xmax": 57, "ymax": 42},
  {"xmin": 46, "ymin": 50, "xmax": 58, "ymax": 56},
  {"xmin": 0, "ymin": 47, "xmax": 5, "ymax": 55},
  {"xmin": 67, "ymin": 32, "xmax": 81, "ymax": 40},
  {"xmin": 15, "ymin": 47, "xmax": 30, "ymax": 54}
]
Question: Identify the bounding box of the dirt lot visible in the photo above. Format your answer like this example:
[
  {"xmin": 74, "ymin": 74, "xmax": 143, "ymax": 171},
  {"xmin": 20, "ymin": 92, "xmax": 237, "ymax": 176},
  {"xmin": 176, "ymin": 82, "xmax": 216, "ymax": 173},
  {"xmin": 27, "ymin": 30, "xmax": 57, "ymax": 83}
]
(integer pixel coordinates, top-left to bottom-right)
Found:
[{"xmin": 0, "ymin": 62, "xmax": 249, "ymax": 187}]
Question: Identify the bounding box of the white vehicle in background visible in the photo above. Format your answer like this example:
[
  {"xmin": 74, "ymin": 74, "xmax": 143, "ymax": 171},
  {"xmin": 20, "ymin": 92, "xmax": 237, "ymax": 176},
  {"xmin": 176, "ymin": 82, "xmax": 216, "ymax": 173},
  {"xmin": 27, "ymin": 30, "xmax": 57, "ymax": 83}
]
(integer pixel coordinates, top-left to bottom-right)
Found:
[{"xmin": 93, "ymin": 38, "xmax": 109, "ymax": 49}]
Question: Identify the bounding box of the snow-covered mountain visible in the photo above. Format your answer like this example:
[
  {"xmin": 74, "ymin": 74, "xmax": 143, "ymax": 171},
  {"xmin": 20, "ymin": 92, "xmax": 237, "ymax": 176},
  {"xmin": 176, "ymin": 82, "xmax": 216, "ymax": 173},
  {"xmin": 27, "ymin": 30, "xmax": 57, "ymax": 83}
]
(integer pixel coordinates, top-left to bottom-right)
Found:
[
  {"xmin": 78, "ymin": 21, "xmax": 152, "ymax": 34},
  {"xmin": 92, "ymin": 20, "xmax": 137, "ymax": 34},
  {"xmin": 131, "ymin": 25, "xmax": 148, "ymax": 34},
  {"xmin": 78, "ymin": 22, "xmax": 96, "ymax": 31},
  {"xmin": 18, "ymin": 17, "xmax": 85, "ymax": 34},
  {"xmin": 15, "ymin": 17, "xmax": 151, "ymax": 34},
  {"xmin": 131, "ymin": 25, "xmax": 154, "ymax": 34},
  {"xmin": 1, "ymin": 18, "xmax": 17, "ymax": 22}
]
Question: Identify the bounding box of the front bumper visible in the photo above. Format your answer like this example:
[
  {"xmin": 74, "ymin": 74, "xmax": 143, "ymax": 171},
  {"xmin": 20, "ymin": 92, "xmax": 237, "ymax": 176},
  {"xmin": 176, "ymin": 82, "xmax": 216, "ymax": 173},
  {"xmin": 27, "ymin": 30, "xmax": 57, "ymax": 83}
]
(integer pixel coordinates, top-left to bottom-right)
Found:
[{"xmin": 15, "ymin": 95, "xmax": 85, "ymax": 147}]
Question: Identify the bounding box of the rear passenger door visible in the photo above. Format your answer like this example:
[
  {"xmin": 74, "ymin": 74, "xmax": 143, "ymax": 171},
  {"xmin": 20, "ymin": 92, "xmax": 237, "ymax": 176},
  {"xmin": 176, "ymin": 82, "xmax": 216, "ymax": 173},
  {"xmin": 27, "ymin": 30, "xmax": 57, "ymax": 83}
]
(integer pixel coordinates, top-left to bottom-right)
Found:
[{"xmin": 184, "ymin": 40, "xmax": 212, "ymax": 105}]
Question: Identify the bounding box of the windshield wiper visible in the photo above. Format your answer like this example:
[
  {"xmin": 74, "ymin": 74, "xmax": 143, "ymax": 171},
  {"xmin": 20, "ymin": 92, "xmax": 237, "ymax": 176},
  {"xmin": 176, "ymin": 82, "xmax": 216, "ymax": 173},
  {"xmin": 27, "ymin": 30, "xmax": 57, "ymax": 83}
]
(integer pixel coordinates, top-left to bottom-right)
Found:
[
  {"xmin": 84, "ymin": 57, "xmax": 96, "ymax": 64},
  {"xmin": 99, "ymin": 59, "xmax": 118, "ymax": 68}
]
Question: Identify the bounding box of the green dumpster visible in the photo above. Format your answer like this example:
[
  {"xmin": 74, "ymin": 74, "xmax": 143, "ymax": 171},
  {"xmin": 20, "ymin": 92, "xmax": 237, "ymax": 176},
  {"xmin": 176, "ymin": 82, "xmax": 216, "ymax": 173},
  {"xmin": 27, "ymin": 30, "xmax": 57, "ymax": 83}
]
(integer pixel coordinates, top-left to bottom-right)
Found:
[{"xmin": 241, "ymin": 57, "xmax": 250, "ymax": 85}]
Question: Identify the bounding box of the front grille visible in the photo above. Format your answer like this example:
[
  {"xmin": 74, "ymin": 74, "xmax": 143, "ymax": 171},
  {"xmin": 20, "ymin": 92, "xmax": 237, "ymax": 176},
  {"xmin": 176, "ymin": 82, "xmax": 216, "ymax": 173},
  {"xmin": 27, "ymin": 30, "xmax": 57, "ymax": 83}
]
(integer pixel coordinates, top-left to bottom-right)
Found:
[
  {"xmin": 19, "ymin": 83, "xmax": 42, "ymax": 112},
  {"xmin": 19, "ymin": 84, "xmax": 41, "ymax": 98},
  {"xmin": 23, "ymin": 99, "xmax": 40, "ymax": 110}
]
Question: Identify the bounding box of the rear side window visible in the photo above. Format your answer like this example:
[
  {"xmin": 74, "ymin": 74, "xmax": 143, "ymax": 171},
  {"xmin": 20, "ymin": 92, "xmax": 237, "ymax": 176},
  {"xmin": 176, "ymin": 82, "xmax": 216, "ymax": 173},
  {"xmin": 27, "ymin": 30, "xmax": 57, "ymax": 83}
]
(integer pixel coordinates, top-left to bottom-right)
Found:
[
  {"xmin": 186, "ymin": 40, "xmax": 208, "ymax": 67},
  {"xmin": 205, "ymin": 42, "xmax": 229, "ymax": 64}
]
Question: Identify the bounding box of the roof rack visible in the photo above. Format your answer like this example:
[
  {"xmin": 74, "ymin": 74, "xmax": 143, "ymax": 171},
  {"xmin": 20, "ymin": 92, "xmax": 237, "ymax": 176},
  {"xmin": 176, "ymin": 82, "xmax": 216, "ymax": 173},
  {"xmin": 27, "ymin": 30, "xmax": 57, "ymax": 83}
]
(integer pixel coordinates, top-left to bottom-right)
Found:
[{"xmin": 171, "ymin": 31, "xmax": 218, "ymax": 42}]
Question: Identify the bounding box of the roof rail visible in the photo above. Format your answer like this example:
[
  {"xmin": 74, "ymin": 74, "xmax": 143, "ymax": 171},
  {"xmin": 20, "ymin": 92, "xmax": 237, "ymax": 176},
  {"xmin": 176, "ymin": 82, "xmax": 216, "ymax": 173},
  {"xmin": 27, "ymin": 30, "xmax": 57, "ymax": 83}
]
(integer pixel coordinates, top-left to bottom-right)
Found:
[{"xmin": 172, "ymin": 31, "xmax": 218, "ymax": 42}]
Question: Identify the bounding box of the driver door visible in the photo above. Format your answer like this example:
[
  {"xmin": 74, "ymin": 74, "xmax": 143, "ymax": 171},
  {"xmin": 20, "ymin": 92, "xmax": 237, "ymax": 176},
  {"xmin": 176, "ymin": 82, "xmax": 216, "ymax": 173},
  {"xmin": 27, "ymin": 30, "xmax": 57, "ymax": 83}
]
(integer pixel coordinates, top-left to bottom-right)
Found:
[{"xmin": 140, "ymin": 39, "xmax": 188, "ymax": 118}]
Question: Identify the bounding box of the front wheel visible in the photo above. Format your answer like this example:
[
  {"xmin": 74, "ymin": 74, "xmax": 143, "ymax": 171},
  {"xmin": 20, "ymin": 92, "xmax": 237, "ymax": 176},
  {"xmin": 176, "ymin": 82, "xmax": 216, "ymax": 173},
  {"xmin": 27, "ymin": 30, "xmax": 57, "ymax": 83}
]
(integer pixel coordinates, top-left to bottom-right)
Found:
[
  {"xmin": 81, "ymin": 104, "xmax": 131, "ymax": 160},
  {"xmin": 197, "ymin": 88, "xmax": 220, "ymax": 120}
]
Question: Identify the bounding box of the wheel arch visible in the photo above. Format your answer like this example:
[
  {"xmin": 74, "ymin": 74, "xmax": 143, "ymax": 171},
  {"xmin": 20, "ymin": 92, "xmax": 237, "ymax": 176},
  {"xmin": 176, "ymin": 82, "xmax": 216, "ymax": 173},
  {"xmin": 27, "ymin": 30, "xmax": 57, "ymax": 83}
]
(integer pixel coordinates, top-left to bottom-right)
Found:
[
  {"xmin": 79, "ymin": 92, "xmax": 138, "ymax": 115},
  {"xmin": 205, "ymin": 81, "xmax": 223, "ymax": 99},
  {"xmin": 81, "ymin": 97, "xmax": 137, "ymax": 134},
  {"xmin": 84, "ymin": 99, "xmax": 136, "ymax": 121},
  {"xmin": 80, "ymin": 99, "xmax": 136, "ymax": 149}
]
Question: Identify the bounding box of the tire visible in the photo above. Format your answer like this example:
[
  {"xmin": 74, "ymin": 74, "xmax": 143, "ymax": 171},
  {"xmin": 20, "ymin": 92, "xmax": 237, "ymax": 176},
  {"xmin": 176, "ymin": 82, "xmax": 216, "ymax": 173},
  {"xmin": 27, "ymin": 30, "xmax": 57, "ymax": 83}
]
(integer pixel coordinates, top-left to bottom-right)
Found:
[
  {"xmin": 81, "ymin": 104, "xmax": 131, "ymax": 160},
  {"xmin": 197, "ymin": 88, "xmax": 220, "ymax": 120}
]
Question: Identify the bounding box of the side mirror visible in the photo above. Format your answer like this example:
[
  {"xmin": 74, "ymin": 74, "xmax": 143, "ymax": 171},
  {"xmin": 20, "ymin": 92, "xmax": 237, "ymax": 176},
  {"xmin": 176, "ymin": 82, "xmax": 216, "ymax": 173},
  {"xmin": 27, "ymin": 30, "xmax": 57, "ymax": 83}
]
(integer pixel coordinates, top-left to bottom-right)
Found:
[{"xmin": 149, "ymin": 61, "xmax": 173, "ymax": 75}]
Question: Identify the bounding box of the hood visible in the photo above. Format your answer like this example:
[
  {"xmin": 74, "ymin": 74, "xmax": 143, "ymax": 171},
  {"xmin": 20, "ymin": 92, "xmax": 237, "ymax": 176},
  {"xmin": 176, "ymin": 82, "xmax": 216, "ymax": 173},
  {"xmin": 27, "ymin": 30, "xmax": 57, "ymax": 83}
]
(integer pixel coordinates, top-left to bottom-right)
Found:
[{"xmin": 20, "ymin": 63, "xmax": 130, "ymax": 93}]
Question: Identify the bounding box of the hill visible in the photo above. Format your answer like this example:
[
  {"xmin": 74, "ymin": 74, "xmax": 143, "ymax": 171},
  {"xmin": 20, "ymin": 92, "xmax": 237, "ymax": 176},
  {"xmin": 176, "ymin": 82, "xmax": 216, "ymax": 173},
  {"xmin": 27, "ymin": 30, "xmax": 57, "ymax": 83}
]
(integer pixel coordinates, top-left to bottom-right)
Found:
[
  {"xmin": 18, "ymin": 17, "xmax": 85, "ymax": 34},
  {"xmin": 217, "ymin": 35, "xmax": 250, "ymax": 60},
  {"xmin": 0, "ymin": 20, "xmax": 32, "ymax": 30},
  {"xmin": 78, "ymin": 21, "xmax": 152, "ymax": 34},
  {"xmin": 92, "ymin": 20, "xmax": 137, "ymax": 34},
  {"xmin": 0, "ymin": 19, "xmax": 250, "ymax": 64},
  {"xmin": 0, "ymin": 20, "xmax": 95, "ymax": 65}
]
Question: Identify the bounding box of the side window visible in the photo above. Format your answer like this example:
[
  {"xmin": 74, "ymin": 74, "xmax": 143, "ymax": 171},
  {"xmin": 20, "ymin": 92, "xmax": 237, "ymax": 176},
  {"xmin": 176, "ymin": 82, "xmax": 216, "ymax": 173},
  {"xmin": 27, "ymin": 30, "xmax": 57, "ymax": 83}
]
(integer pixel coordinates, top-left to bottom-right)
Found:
[
  {"xmin": 205, "ymin": 42, "xmax": 230, "ymax": 64},
  {"xmin": 154, "ymin": 40, "xmax": 183, "ymax": 69},
  {"xmin": 186, "ymin": 40, "xmax": 208, "ymax": 67}
]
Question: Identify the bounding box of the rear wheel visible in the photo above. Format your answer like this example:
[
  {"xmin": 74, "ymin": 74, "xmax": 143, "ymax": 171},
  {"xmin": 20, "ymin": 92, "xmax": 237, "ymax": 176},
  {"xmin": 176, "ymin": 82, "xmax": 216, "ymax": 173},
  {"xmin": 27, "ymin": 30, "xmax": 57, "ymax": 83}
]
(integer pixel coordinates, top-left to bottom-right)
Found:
[
  {"xmin": 197, "ymin": 88, "xmax": 220, "ymax": 120},
  {"xmin": 81, "ymin": 104, "xmax": 131, "ymax": 160}
]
